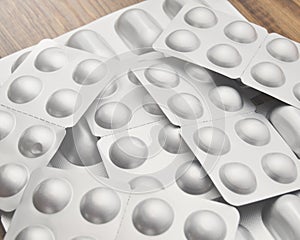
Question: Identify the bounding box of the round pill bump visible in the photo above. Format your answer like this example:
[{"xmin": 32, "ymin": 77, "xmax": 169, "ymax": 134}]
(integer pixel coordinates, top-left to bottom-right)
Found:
[
  {"xmin": 166, "ymin": 29, "xmax": 200, "ymax": 52},
  {"xmin": 224, "ymin": 21, "xmax": 258, "ymax": 44},
  {"xmin": 15, "ymin": 226, "xmax": 55, "ymax": 240},
  {"xmin": 219, "ymin": 163, "xmax": 257, "ymax": 195},
  {"xmin": 8, "ymin": 76, "xmax": 42, "ymax": 104},
  {"xmin": 109, "ymin": 136, "xmax": 148, "ymax": 169},
  {"xmin": 235, "ymin": 118, "xmax": 270, "ymax": 146},
  {"xmin": 0, "ymin": 110, "xmax": 15, "ymax": 141},
  {"xmin": 250, "ymin": 62, "xmax": 285, "ymax": 88},
  {"xmin": 175, "ymin": 160, "xmax": 213, "ymax": 195},
  {"xmin": 184, "ymin": 63, "xmax": 213, "ymax": 83},
  {"xmin": 262, "ymin": 153, "xmax": 297, "ymax": 184},
  {"xmin": 67, "ymin": 29, "xmax": 115, "ymax": 58},
  {"xmin": 267, "ymin": 38, "xmax": 299, "ymax": 62},
  {"xmin": 143, "ymin": 93, "xmax": 164, "ymax": 116},
  {"xmin": 144, "ymin": 63, "xmax": 180, "ymax": 88},
  {"xmin": 193, "ymin": 127, "xmax": 231, "ymax": 155},
  {"xmin": 33, "ymin": 178, "xmax": 72, "ymax": 214},
  {"xmin": 132, "ymin": 198, "xmax": 174, "ymax": 236},
  {"xmin": 94, "ymin": 102, "xmax": 132, "ymax": 129},
  {"xmin": 35, "ymin": 47, "xmax": 67, "ymax": 72},
  {"xmin": 184, "ymin": 210, "xmax": 227, "ymax": 240},
  {"xmin": 262, "ymin": 194, "xmax": 300, "ymax": 240},
  {"xmin": 11, "ymin": 51, "xmax": 31, "ymax": 73},
  {"xmin": 128, "ymin": 70, "xmax": 142, "ymax": 85},
  {"xmin": 158, "ymin": 124, "xmax": 189, "ymax": 154},
  {"xmin": 0, "ymin": 163, "xmax": 28, "ymax": 198},
  {"xmin": 293, "ymin": 83, "xmax": 300, "ymax": 101},
  {"xmin": 46, "ymin": 89, "xmax": 82, "ymax": 118},
  {"xmin": 80, "ymin": 187, "xmax": 121, "ymax": 224},
  {"xmin": 167, "ymin": 93, "xmax": 204, "ymax": 120},
  {"xmin": 73, "ymin": 59, "xmax": 107, "ymax": 85},
  {"xmin": 184, "ymin": 7, "xmax": 218, "ymax": 28},
  {"xmin": 207, "ymin": 44, "xmax": 242, "ymax": 68},
  {"xmin": 235, "ymin": 225, "xmax": 255, "ymax": 240},
  {"xmin": 209, "ymin": 86, "xmax": 243, "ymax": 112},
  {"xmin": 129, "ymin": 176, "xmax": 164, "ymax": 191},
  {"xmin": 18, "ymin": 125, "xmax": 55, "ymax": 158}
]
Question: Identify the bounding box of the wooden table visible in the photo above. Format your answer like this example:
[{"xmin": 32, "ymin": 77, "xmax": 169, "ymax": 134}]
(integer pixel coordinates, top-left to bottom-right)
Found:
[{"xmin": 0, "ymin": 0, "xmax": 299, "ymax": 237}]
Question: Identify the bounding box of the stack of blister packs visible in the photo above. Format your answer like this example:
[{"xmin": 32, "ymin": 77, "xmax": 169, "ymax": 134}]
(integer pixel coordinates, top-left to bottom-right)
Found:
[{"xmin": 0, "ymin": 0, "xmax": 300, "ymax": 239}]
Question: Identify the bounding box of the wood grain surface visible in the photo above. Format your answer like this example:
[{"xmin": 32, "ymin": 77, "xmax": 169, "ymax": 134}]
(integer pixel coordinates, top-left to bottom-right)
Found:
[{"xmin": 0, "ymin": 0, "xmax": 299, "ymax": 238}]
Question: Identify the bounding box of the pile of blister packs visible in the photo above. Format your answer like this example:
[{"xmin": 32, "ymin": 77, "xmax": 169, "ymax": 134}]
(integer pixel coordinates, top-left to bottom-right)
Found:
[{"xmin": 0, "ymin": 0, "xmax": 300, "ymax": 239}]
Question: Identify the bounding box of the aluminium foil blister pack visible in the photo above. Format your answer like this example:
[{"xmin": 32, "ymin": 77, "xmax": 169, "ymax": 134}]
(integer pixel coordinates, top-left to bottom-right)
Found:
[
  {"xmin": 241, "ymin": 33, "xmax": 300, "ymax": 109},
  {"xmin": 0, "ymin": 39, "xmax": 119, "ymax": 128},
  {"xmin": 238, "ymin": 191, "xmax": 300, "ymax": 240},
  {"xmin": 180, "ymin": 112, "xmax": 300, "ymax": 206},
  {"xmin": 0, "ymin": 105, "xmax": 65, "ymax": 211},
  {"xmin": 4, "ymin": 167, "xmax": 131, "ymax": 240},
  {"xmin": 98, "ymin": 119, "xmax": 220, "ymax": 199},
  {"xmin": 84, "ymin": 62, "xmax": 165, "ymax": 137},
  {"xmin": 131, "ymin": 56, "xmax": 255, "ymax": 127},
  {"xmin": 116, "ymin": 187, "xmax": 239, "ymax": 239},
  {"xmin": 153, "ymin": 2, "xmax": 268, "ymax": 79}
]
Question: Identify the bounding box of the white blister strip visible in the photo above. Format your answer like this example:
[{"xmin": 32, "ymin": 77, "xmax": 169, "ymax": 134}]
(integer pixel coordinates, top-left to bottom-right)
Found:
[
  {"xmin": 0, "ymin": 39, "xmax": 119, "ymax": 128},
  {"xmin": 181, "ymin": 113, "xmax": 300, "ymax": 206},
  {"xmin": 132, "ymin": 57, "xmax": 255, "ymax": 127},
  {"xmin": 98, "ymin": 119, "xmax": 220, "ymax": 199},
  {"xmin": 241, "ymin": 33, "xmax": 300, "ymax": 109},
  {"xmin": 117, "ymin": 187, "xmax": 239, "ymax": 239},
  {"xmin": 85, "ymin": 70, "xmax": 165, "ymax": 137},
  {"xmin": 153, "ymin": 2, "xmax": 268, "ymax": 79},
  {"xmin": 5, "ymin": 167, "xmax": 131, "ymax": 240},
  {"xmin": 0, "ymin": 106, "xmax": 65, "ymax": 211},
  {"xmin": 238, "ymin": 192, "xmax": 300, "ymax": 240}
]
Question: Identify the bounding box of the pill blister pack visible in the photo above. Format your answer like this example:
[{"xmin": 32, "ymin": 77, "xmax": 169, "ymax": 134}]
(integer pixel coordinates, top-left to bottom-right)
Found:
[
  {"xmin": 4, "ymin": 167, "xmax": 131, "ymax": 240},
  {"xmin": 0, "ymin": 106, "xmax": 65, "ymax": 211},
  {"xmin": 116, "ymin": 187, "xmax": 239, "ymax": 239},
  {"xmin": 98, "ymin": 119, "xmax": 220, "ymax": 199},
  {"xmin": 238, "ymin": 191, "xmax": 300, "ymax": 240},
  {"xmin": 132, "ymin": 57, "xmax": 255, "ymax": 126},
  {"xmin": 0, "ymin": 39, "xmax": 118, "ymax": 128},
  {"xmin": 181, "ymin": 112, "xmax": 300, "ymax": 206},
  {"xmin": 241, "ymin": 33, "xmax": 300, "ymax": 108},
  {"xmin": 153, "ymin": 3, "xmax": 268, "ymax": 79},
  {"xmin": 85, "ymin": 70, "xmax": 165, "ymax": 137}
]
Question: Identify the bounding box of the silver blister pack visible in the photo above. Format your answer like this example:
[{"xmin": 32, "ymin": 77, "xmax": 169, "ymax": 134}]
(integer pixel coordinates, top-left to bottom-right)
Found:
[
  {"xmin": 116, "ymin": 187, "xmax": 239, "ymax": 239},
  {"xmin": 85, "ymin": 66, "xmax": 165, "ymax": 137},
  {"xmin": 98, "ymin": 119, "xmax": 220, "ymax": 199},
  {"xmin": 0, "ymin": 106, "xmax": 65, "ymax": 211},
  {"xmin": 238, "ymin": 192, "xmax": 300, "ymax": 240},
  {"xmin": 181, "ymin": 112, "xmax": 300, "ymax": 206},
  {"xmin": 5, "ymin": 167, "xmax": 131, "ymax": 240},
  {"xmin": 0, "ymin": 39, "xmax": 118, "ymax": 128},
  {"xmin": 153, "ymin": 2, "xmax": 268, "ymax": 79},
  {"xmin": 132, "ymin": 57, "xmax": 255, "ymax": 126},
  {"xmin": 241, "ymin": 33, "xmax": 300, "ymax": 108}
]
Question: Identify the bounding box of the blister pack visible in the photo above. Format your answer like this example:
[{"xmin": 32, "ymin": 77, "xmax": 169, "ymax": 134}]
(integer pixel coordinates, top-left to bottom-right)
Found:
[
  {"xmin": 4, "ymin": 167, "xmax": 131, "ymax": 240},
  {"xmin": 0, "ymin": 211, "xmax": 13, "ymax": 233},
  {"xmin": 153, "ymin": 2, "xmax": 268, "ymax": 79},
  {"xmin": 116, "ymin": 187, "xmax": 239, "ymax": 239},
  {"xmin": 98, "ymin": 119, "xmax": 220, "ymax": 199},
  {"xmin": 181, "ymin": 112, "xmax": 300, "ymax": 206},
  {"xmin": 85, "ymin": 69, "xmax": 165, "ymax": 137},
  {"xmin": 238, "ymin": 191, "xmax": 300, "ymax": 240},
  {"xmin": 0, "ymin": 106, "xmax": 65, "ymax": 211},
  {"xmin": 241, "ymin": 33, "xmax": 300, "ymax": 108},
  {"xmin": 132, "ymin": 57, "xmax": 255, "ymax": 126},
  {"xmin": 0, "ymin": 39, "xmax": 118, "ymax": 128}
]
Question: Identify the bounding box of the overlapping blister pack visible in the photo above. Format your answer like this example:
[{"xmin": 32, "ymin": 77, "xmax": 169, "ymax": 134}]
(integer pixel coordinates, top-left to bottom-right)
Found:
[{"xmin": 1, "ymin": 0, "xmax": 300, "ymax": 239}]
